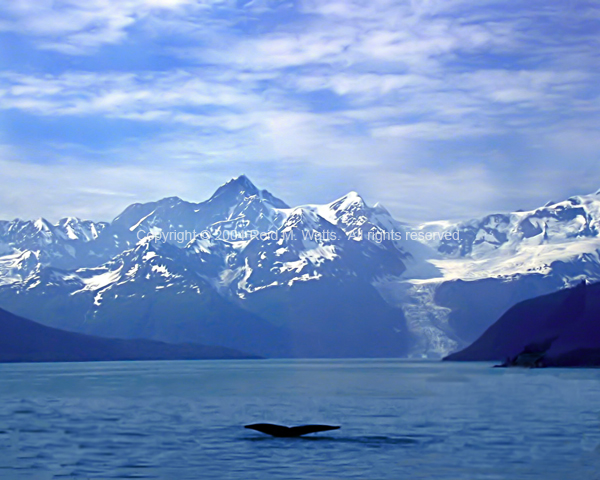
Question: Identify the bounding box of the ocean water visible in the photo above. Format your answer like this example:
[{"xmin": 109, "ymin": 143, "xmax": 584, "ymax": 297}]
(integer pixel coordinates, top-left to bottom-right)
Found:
[{"xmin": 1, "ymin": 359, "xmax": 600, "ymax": 480}]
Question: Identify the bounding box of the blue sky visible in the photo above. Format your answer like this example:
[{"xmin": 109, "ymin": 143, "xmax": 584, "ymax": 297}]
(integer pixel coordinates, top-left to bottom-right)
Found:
[{"xmin": 0, "ymin": 0, "xmax": 599, "ymax": 222}]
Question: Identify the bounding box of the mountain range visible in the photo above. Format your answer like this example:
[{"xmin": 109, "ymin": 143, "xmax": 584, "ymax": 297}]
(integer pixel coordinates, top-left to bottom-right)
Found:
[{"xmin": 1, "ymin": 175, "xmax": 599, "ymax": 358}]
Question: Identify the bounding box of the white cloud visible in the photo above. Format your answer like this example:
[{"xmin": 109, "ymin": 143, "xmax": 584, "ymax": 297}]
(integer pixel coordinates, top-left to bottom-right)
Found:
[
  {"xmin": 0, "ymin": 142, "xmax": 500, "ymax": 223},
  {"xmin": 0, "ymin": 0, "xmax": 599, "ymax": 221},
  {"xmin": 371, "ymin": 121, "xmax": 492, "ymax": 140},
  {"xmin": 0, "ymin": 0, "xmax": 213, "ymax": 54},
  {"xmin": 0, "ymin": 70, "xmax": 266, "ymax": 131},
  {"xmin": 0, "ymin": 151, "xmax": 226, "ymax": 222}
]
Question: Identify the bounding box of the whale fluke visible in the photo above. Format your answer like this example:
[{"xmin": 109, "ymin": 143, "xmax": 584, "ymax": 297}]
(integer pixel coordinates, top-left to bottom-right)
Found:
[{"xmin": 244, "ymin": 423, "xmax": 340, "ymax": 437}]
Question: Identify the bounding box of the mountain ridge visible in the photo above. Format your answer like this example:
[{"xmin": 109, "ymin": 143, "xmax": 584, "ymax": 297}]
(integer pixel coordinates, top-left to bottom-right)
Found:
[{"xmin": 1, "ymin": 176, "xmax": 599, "ymax": 358}]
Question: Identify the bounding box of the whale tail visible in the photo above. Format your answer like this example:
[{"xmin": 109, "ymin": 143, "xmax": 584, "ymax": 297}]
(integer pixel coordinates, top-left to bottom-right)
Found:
[{"xmin": 245, "ymin": 423, "xmax": 340, "ymax": 437}]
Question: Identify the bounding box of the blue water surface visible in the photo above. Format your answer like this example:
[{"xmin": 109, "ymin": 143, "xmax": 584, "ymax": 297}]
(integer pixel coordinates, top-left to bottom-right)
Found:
[{"xmin": 1, "ymin": 359, "xmax": 600, "ymax": 479}]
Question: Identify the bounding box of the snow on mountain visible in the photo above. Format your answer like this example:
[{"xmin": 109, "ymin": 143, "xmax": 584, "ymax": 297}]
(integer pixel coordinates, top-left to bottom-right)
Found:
[
  {"xmin": 7, "ymin": 233, "xmax": 204, "ymax": 301},
  {"xmin": 0, "ymin": 234, "xmax": 289, "ymax": 356},
  {"xmin": 1, "ymin": 177, "xmax": 600, "ymax": 358},
  {"xmin": 223, "ymin": 207, "xmax": 345, "ymax": 296},
  {"xmin": 112, "ymin": 175, "xmax": 290, "ymax": 246},
  {"xmin": 208, "ymin": 175, "xmax": 289, "ymax": 211},
  {"xmin": 297, "ymin": 191, "xmax": 408, "ymax": 252},
  {"xmin": 0, "ymin": 217, "xmax": 114, "ymax": 281},
  {"xmin": 0, "ymin": 250, "xmax": 41, "ymax": 286},
  {"xmin": 379, "ymin": 191, "xmax": 600, "ymax": 357},
  {"xmin": 50, "ymin": 236, "xmax": 229, "ymax": 305},
  {"xmin": 216, "ymin": 190, "xmax": 410, "ymax": 300},
  {"xmin": 0, "ymin": 217, "xmax": 109, "ymax": 249},
  {"xmin": 411, "ymin": 192, "xmax": 600, "ymax": 283},
  {"xmin": 56, "ymin": 217, "xmax": 105, "ymax": 242}
]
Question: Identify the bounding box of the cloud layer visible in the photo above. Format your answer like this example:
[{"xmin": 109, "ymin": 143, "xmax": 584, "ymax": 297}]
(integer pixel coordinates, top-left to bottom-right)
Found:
[{"xmin": 0, "ymin": 0, "xmax": 599, "ymax": 222}]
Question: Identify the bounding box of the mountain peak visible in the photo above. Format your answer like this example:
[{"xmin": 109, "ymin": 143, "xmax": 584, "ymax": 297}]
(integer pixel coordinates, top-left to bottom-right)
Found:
[
  {"xmin": 232, "ymin": 174, "xmax": 254, "ymax": 186},
  {"xmin": 207, "ymin": 175, "xmax": 288, "ymax": 209},
  {"xmin": 33, "ymin": 218, "xmax": 52, "ymax": 232},
  {"xmin": 227, "ymin": 175, "xmax": 259, "ymax": 193},
  {"xmin": 209, "ymin": 175, "xmax": 260, "ymax": 202},
  {"xmin": 282, "ymin": 206, "xmax": 326, "ymax": 231},
  {"xmin": 154, "ymin": 196, "xmax": 184, "ymax": 208},
  {"xmin": 56, "ymin": 216, "xmax": 84, "ymax": 227},
  {"xmin": 329, "ymin": 191, "xmax": 366, "ymax": 211},
  {"xmin": 159, "ymin": 196, "xmax": 183, "ymax": 203},
  {"xmin": 372, "ymin": 202, "xmax": 390, "ymax": 215}
]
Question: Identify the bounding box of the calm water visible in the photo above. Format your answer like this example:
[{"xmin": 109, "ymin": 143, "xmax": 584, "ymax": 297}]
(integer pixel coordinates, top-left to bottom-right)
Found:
[{"xmin": 1, "ymin": 359, "xmax": 600, "ymax": 479}]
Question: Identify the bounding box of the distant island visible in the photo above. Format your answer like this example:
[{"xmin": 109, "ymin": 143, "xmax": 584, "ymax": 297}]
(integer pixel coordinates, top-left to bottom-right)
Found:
[
  {"xmin": 0, "ymin": 307, "xmax": 259, "ymax": 363},
  {"xmin": 444, "ymin": 281, "xmax": 600, "ymax": 367}
]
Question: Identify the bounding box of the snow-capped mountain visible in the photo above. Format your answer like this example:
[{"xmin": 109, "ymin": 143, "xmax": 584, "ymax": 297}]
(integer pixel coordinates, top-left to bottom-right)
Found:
[
  {"xmin": 428, "ymin": 194, "xmax": 600, "ymax": 267},
  {"xmin": 0, "ymin": 217, "xmax": 116, "ymax": 285},
  {"xmin": 393, "ymin": 191, "xmax": 600, "ymax": 356},
  {"xmin": 111, "ymin": 175, "xmax": 290, "ymax": 246},
  {"xmin": 0, "ymin": 178, "xmax": 414, "ymax": 357},
  {"xmin": 0, "ymin": 236, "xmax": 293, "ymax": 356},
  {"xmin": 221, "ymin": 197, "xmax": 407, "ymax": 298},
  {"xmin": 1, "ymin": 176, "xmax": 599, "ymax": 358}
]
